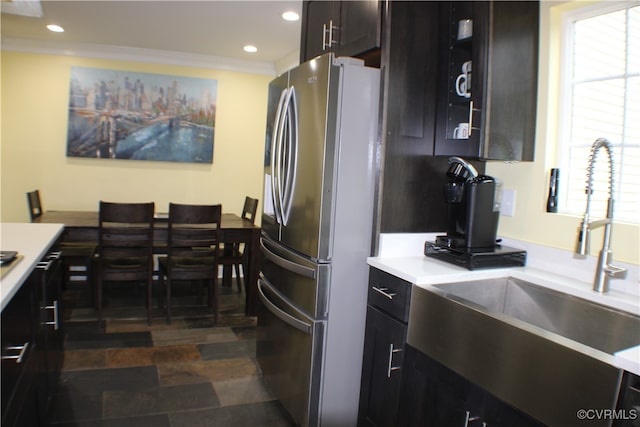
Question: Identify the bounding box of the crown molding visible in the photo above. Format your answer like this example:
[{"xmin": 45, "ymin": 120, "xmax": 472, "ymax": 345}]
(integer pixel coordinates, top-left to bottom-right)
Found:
[{"xmin": 1, "ymin": 37, "xmax": 279, "ymax": 76}]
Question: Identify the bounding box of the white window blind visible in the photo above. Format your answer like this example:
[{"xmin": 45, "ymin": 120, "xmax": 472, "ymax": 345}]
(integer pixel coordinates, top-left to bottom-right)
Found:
[{"xmin": 558, "ymin": 3, "xmax": 639, "ymax": 225}]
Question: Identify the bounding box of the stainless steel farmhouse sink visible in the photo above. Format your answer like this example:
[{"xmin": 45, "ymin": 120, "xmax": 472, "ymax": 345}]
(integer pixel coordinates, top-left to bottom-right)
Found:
[
  {"xmin": 434, "ymin": 277, "xmax": 640, "ymax": 354},
  {"xmin": 407, "ymin": 277, "xmax": 640, "ymax": 427}
]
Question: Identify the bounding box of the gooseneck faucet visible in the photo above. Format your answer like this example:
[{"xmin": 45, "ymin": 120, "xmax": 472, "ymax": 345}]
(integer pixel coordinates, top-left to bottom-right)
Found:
[{"xmin": 574, "ymin": 138, "xmax": 627, "ymax": 293}]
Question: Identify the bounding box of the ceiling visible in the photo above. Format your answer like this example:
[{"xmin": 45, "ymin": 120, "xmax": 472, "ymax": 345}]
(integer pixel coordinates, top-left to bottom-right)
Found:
[{"xmin": 1, "ymin": 0, "xmax": 303, "ymax": 73}]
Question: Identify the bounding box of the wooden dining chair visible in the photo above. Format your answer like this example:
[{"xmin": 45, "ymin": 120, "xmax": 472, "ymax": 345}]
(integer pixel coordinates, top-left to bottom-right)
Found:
[
  {"xmin": 218, "ymin": 196, "xmax": 258, "ymax": 293},
  {"xmin": 158, "ymin": 203, "xmax": 222, "ymax": 324},
  {"xmin": 27, "ymin": 190, "xmax": 97, "ymax": 305},
  {"xmin": 94, "ymin": 201, "xmax": 155, "ymax": 325}
]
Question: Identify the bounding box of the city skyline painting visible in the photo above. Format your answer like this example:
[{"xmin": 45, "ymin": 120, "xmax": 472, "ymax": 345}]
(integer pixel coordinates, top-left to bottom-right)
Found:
[{"xmin": 66, "ymin": 66, "xmax": 217, "ymax": 163}]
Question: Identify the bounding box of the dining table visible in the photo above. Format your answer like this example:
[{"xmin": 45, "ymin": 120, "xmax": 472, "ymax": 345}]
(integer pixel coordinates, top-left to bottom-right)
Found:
[{"xmin": 33, "ymin": 210, "xmax": 262, "ymax": 316}]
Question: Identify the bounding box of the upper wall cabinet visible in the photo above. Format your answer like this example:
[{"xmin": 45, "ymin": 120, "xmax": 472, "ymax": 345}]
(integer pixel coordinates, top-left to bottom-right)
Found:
[
  {"xmin": 300, "ymin": 0, "xmax": 382, "ymax": 63},
  {"xmin": 377, "ymin": 1, "xmax": 486, "ymax": 234},
  {"xmin": 434, "ymin": 1, "xmax": 539, "ymax": 161}
]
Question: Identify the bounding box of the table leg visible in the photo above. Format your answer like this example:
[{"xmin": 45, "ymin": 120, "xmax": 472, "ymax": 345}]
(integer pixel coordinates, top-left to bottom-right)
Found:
[{"xmin": 222, "ymin": 245, "xmax": 233, "ymax": 288}]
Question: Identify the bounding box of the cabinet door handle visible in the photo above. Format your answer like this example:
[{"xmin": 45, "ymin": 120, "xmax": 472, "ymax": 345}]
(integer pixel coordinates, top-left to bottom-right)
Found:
[
  {"xmin": 43, "ymin": 300, "xmax": 60, "ymax": 330},
  {"xmin": 468, "ymin": 100, "xmax": 481, "ymax": 137},
  {"xmin": 36, "ymin": 259, "xmax": 54, "ymax": 271},
  {"xmin": 372, "ymin": 286, "xmax": 396, "ymax": 300},
  {"xmin": 322, "ymin": 23, "xmax": 328, "ymax": 50},
  {"xmin": 322, "ymin": 20, "xmax": 337, "ymax": 50},
  {"xmin": 2, "ymin": 342, "xmax": 30, "ymax": 364},
  {"xmin": 47, "ymin": 251, "xmax": 62, "ymax": 260},
  {"xmin": 387, "ymin": 344, "xmax": 402, "ymax": 378},
  {"xmin": 464, "ymin": 410, "xmax": 487, "ymax": 427}
]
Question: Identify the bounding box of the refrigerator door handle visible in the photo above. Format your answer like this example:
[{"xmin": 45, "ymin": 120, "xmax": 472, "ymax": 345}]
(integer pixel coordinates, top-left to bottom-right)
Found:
[
  {"xmin": 280, "ymin": 86, "xmax": 298, "ymax": 226},
  {"xmin": 258, "ymin": 275, "xmax": 313, "ymax": 335},
  {"xmin": 260, "ymin": 237, "xmax": 316, "ymax": 280},
  {"xmin": 271, "ymin": 88, "xmax": 288, "ymax": 225}
]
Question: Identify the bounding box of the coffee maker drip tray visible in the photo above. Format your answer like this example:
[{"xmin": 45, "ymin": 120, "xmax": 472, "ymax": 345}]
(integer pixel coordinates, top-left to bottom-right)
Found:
[{"xmin": 424, "ymin": 241, "xmax": 527, "ymax": 270}]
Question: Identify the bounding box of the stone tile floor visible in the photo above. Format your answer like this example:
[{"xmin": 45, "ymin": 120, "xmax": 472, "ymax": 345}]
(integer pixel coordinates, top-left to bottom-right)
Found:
[{"xmin": 48, "ymin": 281, "xmax": 296, "ymax": 427}]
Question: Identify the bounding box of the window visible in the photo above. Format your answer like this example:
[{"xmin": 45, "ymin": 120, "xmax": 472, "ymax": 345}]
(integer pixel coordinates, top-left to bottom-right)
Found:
[{"xmin": 558, "ymin": 2, "xmax": 639, "ymax": 224}]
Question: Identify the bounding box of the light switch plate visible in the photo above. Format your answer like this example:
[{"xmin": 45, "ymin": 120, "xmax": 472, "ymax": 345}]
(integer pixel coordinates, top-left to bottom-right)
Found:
[{"xmin": 501, "ymin": 189, "xmax": 516, "ymax": 217}]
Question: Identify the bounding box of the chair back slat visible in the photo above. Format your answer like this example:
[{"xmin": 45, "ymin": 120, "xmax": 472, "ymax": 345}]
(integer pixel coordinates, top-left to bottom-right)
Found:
[
  {"xmin": 167, "ymin": 203, "xmax": 222, "ymax": 253},
  {"xmin": 98, "ymin": 201, "xmax": 155, "ymax": 258},
  {"xmin": 100, "ymin": 201, "xmax": 156, "ymax": 224}
]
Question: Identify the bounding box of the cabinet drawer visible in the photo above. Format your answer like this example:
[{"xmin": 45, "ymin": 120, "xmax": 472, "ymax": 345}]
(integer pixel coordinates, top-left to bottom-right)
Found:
[{"xmin": 368, "ymin": 268, "xmax": 411, "ymax": 322}]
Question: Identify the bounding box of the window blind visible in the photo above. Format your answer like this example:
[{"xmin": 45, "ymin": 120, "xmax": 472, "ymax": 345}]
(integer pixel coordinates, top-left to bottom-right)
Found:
[{"xmin": 559, "ymin": 4, "xmax": 639, "ymax": 225}]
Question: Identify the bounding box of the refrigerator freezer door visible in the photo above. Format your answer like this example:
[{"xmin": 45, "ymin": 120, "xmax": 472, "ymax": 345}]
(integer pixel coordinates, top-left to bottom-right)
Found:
[
  {"xmin": 259, "ymin": 235, "xmax": 329, "ymax": 319},
  {"xmin": 257, "ymin": 274, "xmax": 325, "ymax": 427}
]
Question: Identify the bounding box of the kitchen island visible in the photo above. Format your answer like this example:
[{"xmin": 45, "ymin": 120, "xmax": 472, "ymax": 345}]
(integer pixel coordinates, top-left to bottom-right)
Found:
[
  {"xmin": 1, "ymin": 222, "xmax": 64, "ymax": 310},
  {"xmin": 1, "ymin": 222, "xmax": 64, "ymax": 427}
]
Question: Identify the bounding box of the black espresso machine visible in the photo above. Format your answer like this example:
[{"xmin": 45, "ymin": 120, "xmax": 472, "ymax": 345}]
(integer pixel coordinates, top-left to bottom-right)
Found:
[{"xmin": 425, "ymin": 157, "xmax": 526, "ymax": 270}]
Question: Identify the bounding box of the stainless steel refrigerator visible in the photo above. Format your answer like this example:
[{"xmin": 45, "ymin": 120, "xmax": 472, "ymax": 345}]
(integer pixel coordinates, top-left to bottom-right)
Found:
[{"xmin": 257, "ymin": 53, "xmax": 380, "ymax": 427}]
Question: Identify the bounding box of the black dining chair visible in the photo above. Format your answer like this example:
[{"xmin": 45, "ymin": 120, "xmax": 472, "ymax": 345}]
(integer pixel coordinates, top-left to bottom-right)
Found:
[
  {"xmin": 158, "ymin": 203, "xmax": 222, "ymax": 324},
  {"xmin": 218, "ymin": 196, "xmax": 258, "ymax": 293},
  {"xmin": 94, "ymin": 201, "xmax": 155, "ymax": 325},
  {"xmin": 27, "ymin": 190, "xmax": 97, "ymax": 305}
]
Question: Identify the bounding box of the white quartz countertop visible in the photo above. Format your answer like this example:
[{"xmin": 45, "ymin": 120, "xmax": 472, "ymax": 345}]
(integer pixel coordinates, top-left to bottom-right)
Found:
[
  {"xmin": 0, "ymin": 222, "xmax": 64, "ymax": 311},
  {"xmin": 367, "ymin": 255, "xmax": 640, "ymax": 315},
  {"xmin": 368, "ymin": 233, "xmax": 640, "ymax": 375}
]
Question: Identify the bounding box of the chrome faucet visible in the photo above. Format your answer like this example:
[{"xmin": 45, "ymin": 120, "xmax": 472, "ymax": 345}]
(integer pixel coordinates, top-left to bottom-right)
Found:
[{"xmin": 574, "ymin": 138, "xmax": 627, "ymax": 293}]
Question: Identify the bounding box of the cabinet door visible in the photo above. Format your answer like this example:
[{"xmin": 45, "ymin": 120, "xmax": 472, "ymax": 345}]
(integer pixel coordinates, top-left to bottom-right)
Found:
[
  {"xmin": 358, "ymin": 306, "xmax": 407, "ymax": 427},
  {"xmin": 483, "ymin": 392, "xmax": 545, "ymax": 427},
  {"xmin": 379, "ymin": 1, "xmax": 453, "ymax": 233},
  {"xmin": 480, "ymin": 0, "xmax": 538, "ymax": 161},
  {"xmin": 1, "ymin": 272, "xmax": 45, "ymax": 427},
  {"xmin": 1, "ymin": 275, "xmax": 36, "ymax": 417},
  {"xmin": 434, "ymin": 1, "xmax": 482, "ymax": 158},
  {"xmin": 337, "ymin": 0, "xmax": 382, "ymax": 58},
  {"xmin": 385, "ymin": 1, "xmax": 439, "ymax": 152},
  {"xmin": 4, "ymin": 352, "xmax": 44, "ymax": 427},
  {"xmin": 397, "ymin": 345, "xmax": 471, "ymax": 427},
  {"xmin": 300, "ymin": 1, "xmax": 337, "ymax": 62},
  {"xmin": 398, "ymin": 345, "xmax": 545, "ymax": 427},
  {"xmin": 434, "ymin": 1, "xmax": 539, "ymax": 161},
  {"xmin": 37, "ymin": 252, "xmax": 64, "ymax": 400}
]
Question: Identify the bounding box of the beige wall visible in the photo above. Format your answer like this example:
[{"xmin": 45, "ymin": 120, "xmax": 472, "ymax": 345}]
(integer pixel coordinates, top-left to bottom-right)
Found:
[
  {"xmin": 486, "ymin": 1, "xmax": 639, "ymax": 265},
  {"xmin": 2, "ymin": 3, "xmax": 638, "ymax": 267},
  {"xmin": 1, "ymin": 51, "xmax": 271, "ymax": 222}
]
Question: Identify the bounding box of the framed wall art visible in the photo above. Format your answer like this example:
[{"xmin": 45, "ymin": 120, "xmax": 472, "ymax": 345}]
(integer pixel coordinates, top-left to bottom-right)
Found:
[{"xmin": 66, "ymin": 66, "xmax": 217, "ymax": 163}]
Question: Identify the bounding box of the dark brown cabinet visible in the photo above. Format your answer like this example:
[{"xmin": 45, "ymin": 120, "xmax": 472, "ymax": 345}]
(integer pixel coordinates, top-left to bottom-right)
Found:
[
  {"xmin": 300, "ymin": 1, "xmax": 539, "ymax": 234},
  {"xmin": 36, "ymin": 251, "xmax": 65, "ymax": 415},
  {"xmin": 300, "ymin": 0, "xmax": 382, "ymax": 63},
  {"xmin": 397, "ymin": 345, "xmax": 544, "ymax": 427},
  {"xmin": 434, "ymin": 1, "xmax": 539, "ymax": 160},
  {"xmin": 1, "ymin": 249, "xmax": 64, "ymax": 427},
  {"xmin": 358, "ymin": 268, "xmax": 411, "ymax": 427},
  {"xmin": 377, "ymin": 1, "xmax": 462, "ymax": 234},
  {"xmin": 1, "ymin": 273, "xmax": 42, "ymax": 427},
  {"xmin": 381, "ymin": 0, "xmax": 538, "ymax": 161},
  {"xmin": 376, "ymin": 0, "xmax": 537, "ymax": 234},
  {"xmin": 614, "ymin": 372, "xmax": 640, "ymax": 427}
]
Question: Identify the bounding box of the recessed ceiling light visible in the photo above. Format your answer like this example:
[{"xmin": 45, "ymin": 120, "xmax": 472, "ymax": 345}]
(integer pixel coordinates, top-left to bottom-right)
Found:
[
  {"xmin": 47, "ymin": 24, "xmax": 64, "ymax": 33},
  {"xmin": 243, "ymin": 45, "xmax": 258, "ymax": 53},
  {"xmin": 282, "ymin": 11, "xmax": 299, "ymax": 21}
]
